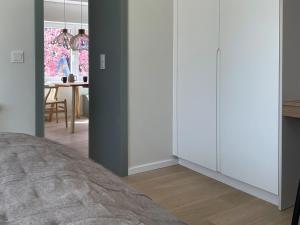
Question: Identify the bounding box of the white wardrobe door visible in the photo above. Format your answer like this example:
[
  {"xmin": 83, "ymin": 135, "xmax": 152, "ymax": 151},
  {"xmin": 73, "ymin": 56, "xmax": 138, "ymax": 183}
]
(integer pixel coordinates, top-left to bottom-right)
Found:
[
  {"xmin": 176, "ymin": 0, "xmax": 219, "ymax": 170},
  {"xmin": 219, "ymin": 0, "xmax": 280, "ymax": 194}
]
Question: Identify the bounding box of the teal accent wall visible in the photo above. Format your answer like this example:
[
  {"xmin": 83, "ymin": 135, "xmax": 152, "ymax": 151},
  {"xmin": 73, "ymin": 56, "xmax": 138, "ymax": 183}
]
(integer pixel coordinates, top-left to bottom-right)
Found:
[
  {"xmin": 35, "ymin": 0, "xmax": 44, "ymax": 137},
  {"xmin": 89, "ymin": 0, "xmax": 128, "ymax": 176}
]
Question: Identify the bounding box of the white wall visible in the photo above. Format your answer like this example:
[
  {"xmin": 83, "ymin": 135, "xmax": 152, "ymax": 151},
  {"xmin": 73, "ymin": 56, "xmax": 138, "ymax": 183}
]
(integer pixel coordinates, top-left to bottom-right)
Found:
[
  {"xmin": 0, "ymin": 0, "xmax": 35, "ymax": 135},
  {"xmin": 128, "ymin": 0, "xmax": 174, "ymax": 169}
]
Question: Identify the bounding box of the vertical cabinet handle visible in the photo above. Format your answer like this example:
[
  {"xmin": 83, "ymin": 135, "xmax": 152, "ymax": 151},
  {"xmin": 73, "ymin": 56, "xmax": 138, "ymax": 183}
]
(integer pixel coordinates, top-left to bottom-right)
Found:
[
  {"xmin": 216, "ymin": 48, "xmax": 221, "ymax": 63},
  {"xmin": 216, "ymin": 48, "xmax": 221, "ymax": 78},
  {"xmin": 216, "ymin": 48, "xmax": 221, "ymax": 172}
]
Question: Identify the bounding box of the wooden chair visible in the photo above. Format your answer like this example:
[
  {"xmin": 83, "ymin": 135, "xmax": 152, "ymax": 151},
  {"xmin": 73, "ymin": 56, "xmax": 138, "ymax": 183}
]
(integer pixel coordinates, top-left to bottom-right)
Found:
[
  {"xmin": 44, "ymin": 86, "xmax": 68, "ymax": 128},
  {"xmin": 292, "ymin": 180, "xmax": 300, "ymax": 225}
]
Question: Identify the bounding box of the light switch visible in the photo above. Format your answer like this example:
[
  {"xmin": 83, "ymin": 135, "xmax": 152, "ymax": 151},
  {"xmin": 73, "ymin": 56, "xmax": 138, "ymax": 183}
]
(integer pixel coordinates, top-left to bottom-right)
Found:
[
  {"xmin": 100, "ymin": 54, "xmax": 106, "ymax": 70},
  {"xmin": 10, "ymin": 50, "xmax": 24, "ymax": 63}
]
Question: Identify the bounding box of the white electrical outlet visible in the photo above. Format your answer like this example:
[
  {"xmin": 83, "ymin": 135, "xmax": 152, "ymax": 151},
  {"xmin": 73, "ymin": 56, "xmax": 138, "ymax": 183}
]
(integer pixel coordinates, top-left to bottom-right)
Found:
[{"xmin": 10, "ymin": 50, "xmax": 24, "ymax": 63}]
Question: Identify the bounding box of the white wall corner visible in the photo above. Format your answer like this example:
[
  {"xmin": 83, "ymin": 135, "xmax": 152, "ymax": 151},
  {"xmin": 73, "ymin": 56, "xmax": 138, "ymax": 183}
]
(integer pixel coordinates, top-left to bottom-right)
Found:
[{"xmin": 179, "ymin": 158, "xmax": 279, "ymax": 206}]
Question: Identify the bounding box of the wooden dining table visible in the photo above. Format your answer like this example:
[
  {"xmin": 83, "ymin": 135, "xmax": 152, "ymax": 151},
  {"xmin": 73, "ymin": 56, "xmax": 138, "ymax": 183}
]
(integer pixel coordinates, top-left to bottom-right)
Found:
[{"xmin": 45, "ymin": 82, "xmax": 89, "ymax": 133}]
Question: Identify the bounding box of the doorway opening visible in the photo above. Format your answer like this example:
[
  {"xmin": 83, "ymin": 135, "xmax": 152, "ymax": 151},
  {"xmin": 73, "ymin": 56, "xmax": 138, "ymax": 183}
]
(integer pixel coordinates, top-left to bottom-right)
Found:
[
  {"xmin": 43, "ymin": 0, "xmax": 89, "ymax": 158},
  {"xmin": 36, "ymin": 0, "xmax": 129, "ymax": 176}
]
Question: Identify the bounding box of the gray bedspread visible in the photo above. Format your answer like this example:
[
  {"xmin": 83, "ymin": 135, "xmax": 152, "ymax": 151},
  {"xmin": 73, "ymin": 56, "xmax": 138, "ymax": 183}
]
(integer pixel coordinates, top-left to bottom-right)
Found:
[{"xmin": 0, "ymin": 133, "xmax": 185, "ymax": 225}]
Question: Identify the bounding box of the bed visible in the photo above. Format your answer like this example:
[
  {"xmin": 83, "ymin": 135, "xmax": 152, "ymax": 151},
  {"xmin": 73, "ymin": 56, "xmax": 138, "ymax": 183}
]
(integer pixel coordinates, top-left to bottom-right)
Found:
[{"xmin": 0, "ymin": 133, "xmax": 186, "ymax": 225}]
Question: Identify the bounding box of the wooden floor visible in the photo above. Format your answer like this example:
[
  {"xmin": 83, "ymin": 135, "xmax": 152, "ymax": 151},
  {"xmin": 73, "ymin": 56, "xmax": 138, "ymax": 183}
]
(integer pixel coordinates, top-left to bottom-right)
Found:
[
  {"xmin": 45, "ymin": 120, "xmax": 293, "ymax": 225},
  {"xmin": 45, "ymin": 118, "xmax": 89, "ymax": 158},
  {"xmin": 124, "ymin": 166, "xmax": 293, "ymax": 225}
]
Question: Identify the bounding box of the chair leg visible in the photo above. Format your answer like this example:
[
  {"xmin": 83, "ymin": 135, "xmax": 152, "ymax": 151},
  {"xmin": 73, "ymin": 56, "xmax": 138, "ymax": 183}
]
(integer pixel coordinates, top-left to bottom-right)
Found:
[
  {"xmin": 56, "ymin": 103, "xmax": 59, "ymax": 123},
  {"xmin": 49, "ymin": 103, "xmax": 54, "ymax": 122},
  {"xmin": 64, "ymin": 100, "xmax": 68, "ymax": 128},
  {"xmin": 292, "ymin": 180, "xmax": 300, "ymax": 225}
]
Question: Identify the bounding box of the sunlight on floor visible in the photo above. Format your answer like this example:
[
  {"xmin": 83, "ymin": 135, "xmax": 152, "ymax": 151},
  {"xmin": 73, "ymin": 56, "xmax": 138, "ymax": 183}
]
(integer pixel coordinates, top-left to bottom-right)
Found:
[{"xmin": 75, "ymin": 120, "xmax": 89, "ymax": 125}]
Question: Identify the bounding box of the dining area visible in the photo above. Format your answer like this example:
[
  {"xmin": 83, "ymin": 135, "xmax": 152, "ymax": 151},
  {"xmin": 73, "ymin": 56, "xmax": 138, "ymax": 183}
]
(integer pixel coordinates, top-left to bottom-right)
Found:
[
  {"xmin": 44, "ymin": 75, "xmax": 89, "ymax": 134},
  {"xmin": 44, "ymin": 75, "xmax": 89, "ymax": 158}
]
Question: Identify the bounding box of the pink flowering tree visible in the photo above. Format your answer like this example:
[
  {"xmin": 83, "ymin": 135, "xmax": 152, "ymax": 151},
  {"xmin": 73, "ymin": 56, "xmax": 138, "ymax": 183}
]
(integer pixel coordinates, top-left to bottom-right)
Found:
[
  {"xmin": 79, "ymin": 50, "xmax": 89, "ymax": 76},
  {"xmin": 44, "ymin": 28, "xmax": 71, "ymax": 77},
  {"xmin": 78, "ymin": 29, "xmax": 89, "ymax": 76}
]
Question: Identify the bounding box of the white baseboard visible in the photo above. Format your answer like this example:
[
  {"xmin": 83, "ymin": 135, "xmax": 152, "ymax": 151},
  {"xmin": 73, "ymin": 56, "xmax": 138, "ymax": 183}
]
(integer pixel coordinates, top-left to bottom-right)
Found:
[
  {"xmin": 128, "ymin": 157, "xmax": 279, "ymax": 207},
  {"xmin": 128, "ymin": 158, "xmax": 178, "ymax": 175},
  {"xmin": 178, "ymin": 158, "xmax": 279, "ymax": 206}
]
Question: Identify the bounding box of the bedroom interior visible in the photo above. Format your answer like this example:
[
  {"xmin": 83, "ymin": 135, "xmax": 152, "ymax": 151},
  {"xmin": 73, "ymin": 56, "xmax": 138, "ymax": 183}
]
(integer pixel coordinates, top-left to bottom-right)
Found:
[{"xmin": 0, "ymin": 0, "xmax": 300, "ymax": 224}]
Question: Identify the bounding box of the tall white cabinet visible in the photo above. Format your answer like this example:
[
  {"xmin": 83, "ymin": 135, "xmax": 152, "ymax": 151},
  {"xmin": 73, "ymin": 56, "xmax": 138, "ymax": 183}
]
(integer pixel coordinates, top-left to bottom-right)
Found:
[
  {"xmin": 173, "ymin": 0, "xmax": 300, "ymax": 209},
  {"xmin": 219, "ymin": 0, "xmax": 280, "ymax": 195},
  {"xmin": 175, "ymin": 0, "xmax": 219, "ymax": 171}
]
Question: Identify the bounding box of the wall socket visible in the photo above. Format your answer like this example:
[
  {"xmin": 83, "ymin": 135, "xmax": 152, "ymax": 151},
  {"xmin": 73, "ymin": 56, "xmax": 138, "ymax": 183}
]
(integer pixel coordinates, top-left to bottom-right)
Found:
[{"xmin": 10, "ymin": 50, "xmax": 24, "ymax": 63}]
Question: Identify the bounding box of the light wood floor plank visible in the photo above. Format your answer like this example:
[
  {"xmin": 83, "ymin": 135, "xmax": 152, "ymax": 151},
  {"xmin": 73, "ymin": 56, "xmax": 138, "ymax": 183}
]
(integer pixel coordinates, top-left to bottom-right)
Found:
[{"xmin": 124, "ymin": 166, "xmax": 293, "ymax": 225}]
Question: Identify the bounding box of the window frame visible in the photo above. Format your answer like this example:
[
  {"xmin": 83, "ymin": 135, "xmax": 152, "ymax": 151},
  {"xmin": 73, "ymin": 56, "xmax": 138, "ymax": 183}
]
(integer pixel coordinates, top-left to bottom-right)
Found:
[{"xmin": 44, "ymin": 21, "xmax": 88, "ymax": 83}]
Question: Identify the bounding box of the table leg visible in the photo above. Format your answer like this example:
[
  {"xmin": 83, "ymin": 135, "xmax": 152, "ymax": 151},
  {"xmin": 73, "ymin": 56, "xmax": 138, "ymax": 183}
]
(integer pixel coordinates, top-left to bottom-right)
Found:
[
  {"xmin": 76, "ymin": 87, "xmax": 81, "ymax": 119},
  {"xmin": 71, "ymin": 86, "xmax": 76, "ymax": 133}
]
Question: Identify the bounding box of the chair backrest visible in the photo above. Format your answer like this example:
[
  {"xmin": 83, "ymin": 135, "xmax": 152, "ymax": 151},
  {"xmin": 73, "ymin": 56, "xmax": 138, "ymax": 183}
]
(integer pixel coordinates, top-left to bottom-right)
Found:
[{"xmin": 44, "ymin": 87, "xmax": 59, "ymax": 104}]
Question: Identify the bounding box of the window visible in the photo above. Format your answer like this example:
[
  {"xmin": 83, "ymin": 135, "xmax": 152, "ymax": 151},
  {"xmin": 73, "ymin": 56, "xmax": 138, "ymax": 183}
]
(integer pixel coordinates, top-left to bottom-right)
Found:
[
  {"xmin": 78, "ymin": 30, "xmax": 89, "ymax": 76},
  {"xmin": 44, "ymin": 22, "xmax": 88, "ymax": 83},
  {"xmin": 73, "ymin": 30, "xmax": 89, "ymax": 77},
  {"xmin": 44, "ymin": 27, "xmax": 71, "ymax": 77}
]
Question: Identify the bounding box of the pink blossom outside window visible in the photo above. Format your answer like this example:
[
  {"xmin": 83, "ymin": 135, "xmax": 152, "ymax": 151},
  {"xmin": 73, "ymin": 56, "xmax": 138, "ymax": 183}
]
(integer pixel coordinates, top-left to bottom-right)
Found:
[
  {"xmin": 44, "ymin": 28, "xmax": 71, "ymax": 77},
  {"xmin": 78, "ymin": 30, "xmax": 89, "ymax": 76}
]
